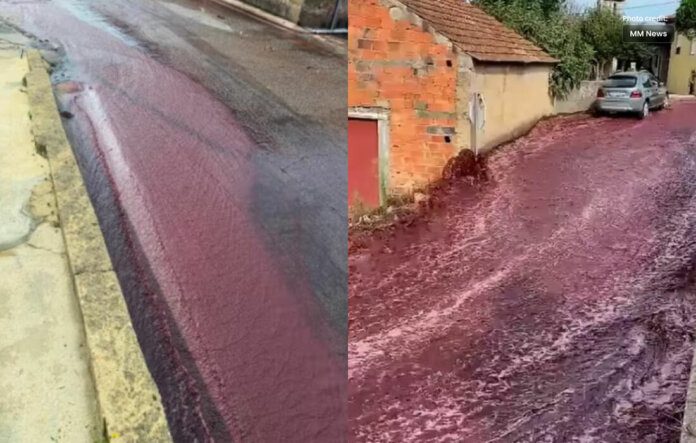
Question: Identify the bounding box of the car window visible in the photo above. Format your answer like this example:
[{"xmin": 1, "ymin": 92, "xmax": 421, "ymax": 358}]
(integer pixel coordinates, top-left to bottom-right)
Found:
[
  {"xmin": 643, "ymin": 75, "xmax": 652, "ymax": 88},
  {"xmin": 605, "ymin": 76, "xmax": 637, "ymax": 87}
]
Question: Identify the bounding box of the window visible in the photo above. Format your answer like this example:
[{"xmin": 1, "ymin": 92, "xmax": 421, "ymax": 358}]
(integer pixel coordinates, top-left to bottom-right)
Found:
[
  {"xmin": 605, "ymin": 75, "xmax": 638, "ymax": 87},
  {"xmin": 677, "ymin": 46, "xmax": 682, "ymax": 55},
  {"xmin": 642, "ymin": 75, "xmax": 652, "ymax": 88}
]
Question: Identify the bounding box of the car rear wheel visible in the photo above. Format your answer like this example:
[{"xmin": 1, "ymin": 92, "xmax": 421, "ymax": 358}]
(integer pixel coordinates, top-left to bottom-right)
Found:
[{"xmin": 639, "ymin": 101, "xmax": 649, "ymax": 119}]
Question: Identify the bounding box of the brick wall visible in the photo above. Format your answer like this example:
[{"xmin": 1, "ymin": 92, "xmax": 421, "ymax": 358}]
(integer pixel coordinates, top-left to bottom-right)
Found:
[{"xmin": 348, "ymin": 0, "xmax": 459, "ymax": 195}]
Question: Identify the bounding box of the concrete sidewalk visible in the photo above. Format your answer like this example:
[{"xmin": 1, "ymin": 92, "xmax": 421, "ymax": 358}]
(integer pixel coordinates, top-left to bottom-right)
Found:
[
  {"xmin": 0, "ymin": 42, "xmax": 171, "ymax": 441},
  {"xmin": 0, "ymin": 47, "xmax": 100, "ymax": 441}
]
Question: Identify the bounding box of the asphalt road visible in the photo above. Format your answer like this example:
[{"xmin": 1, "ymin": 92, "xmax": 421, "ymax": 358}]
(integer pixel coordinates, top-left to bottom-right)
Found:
[
  {"xmin": 350, "ymin": 102, "xmax": 696, "ymax": 442},
  {"xmin": 0, "ymin": 0, "xmax": 346, "ymax": 441}
]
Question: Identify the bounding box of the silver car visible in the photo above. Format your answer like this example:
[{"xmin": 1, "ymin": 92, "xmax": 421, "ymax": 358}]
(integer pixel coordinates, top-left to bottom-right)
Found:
[{"xmin": 595, "ymin": 71, "xmax": 668, "ymax": 118}]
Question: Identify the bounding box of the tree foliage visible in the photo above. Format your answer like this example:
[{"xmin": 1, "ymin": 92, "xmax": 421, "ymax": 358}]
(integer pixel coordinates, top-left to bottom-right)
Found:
[
  {"xmin": 475, "ymin": 0, "xmax": 656, "ymax": 97},
  {"xmin": 581, "ymin": 8, "xmax": 622, "ymax": 66},
  {"xmin": 676, "ymin": 0, "xmax": 696, "ymax": 33},
  {"xmin": 476, "ymin": 0, "xmax": 593, "ymax": 98},
  {"xmin": 581, "ymin": 8, "xmax": 654, "ymax": 77}
]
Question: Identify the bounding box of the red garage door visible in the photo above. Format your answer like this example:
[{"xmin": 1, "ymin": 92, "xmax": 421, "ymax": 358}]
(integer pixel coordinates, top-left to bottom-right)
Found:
[{"xmin": 348, "ymin": 118, "xmax": 380, "ymax": 208}]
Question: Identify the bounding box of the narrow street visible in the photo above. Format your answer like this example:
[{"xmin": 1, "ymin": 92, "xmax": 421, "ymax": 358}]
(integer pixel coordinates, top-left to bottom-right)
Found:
[
  {"xmin": 349, "ymin": 101, "xmax": 696, "ymax": 442},
  {"xmin": 0, "ymin": 0, "xmax": 346, "ymax": 441}
]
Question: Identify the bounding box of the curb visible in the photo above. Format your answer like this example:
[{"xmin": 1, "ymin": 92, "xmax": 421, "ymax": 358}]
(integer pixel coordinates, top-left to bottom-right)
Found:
[
  {"xmin": 24, "ymin": 50, "xmax": 172, "ymax": 442},
  {"xmin": 211, "ymin": 0, "xmax": 346, "ymax": 56}
]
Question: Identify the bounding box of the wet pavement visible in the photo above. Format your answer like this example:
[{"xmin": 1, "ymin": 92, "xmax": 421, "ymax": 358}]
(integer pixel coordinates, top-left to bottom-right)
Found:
[
  {"xmin": 0, "ymin": 0, "xmax": 345, "ymax": 441},
  {"xmin": 349, "ymin": 103, "xmax": 696, "ymax": 442}
]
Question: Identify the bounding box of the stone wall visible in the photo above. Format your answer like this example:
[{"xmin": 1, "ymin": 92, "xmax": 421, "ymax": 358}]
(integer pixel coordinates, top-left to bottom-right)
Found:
[
  {"xmin": 300, "ymin": 0, "xmax": 346, "ymax": 28},
  {"xmin": 242, "ymin": 0, "xmax": 304, "ymax": 23},
  {"xmin": 239, "ymin": 0, "xmax": 345, "ymax": 27},
  {"xmin": 554, "ymin": 80, "xmax": 602, "ymax": 114}
]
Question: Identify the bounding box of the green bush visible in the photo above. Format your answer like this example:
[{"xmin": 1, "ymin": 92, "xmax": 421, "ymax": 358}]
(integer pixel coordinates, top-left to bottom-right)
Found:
[
  {"xmin": 475, "ymin": 0, "xmax": 593, "ymax": 98},
  {"xmin": 581, "ymin": 8, "xmax": 654, "ymax": 78},
  {"xmin": 581, "ymin": 7, "xmax": 622, "ymax": 73},
  {"xmin": 677, "ymin": 0, "xmax": 696, "ymax": 33}
]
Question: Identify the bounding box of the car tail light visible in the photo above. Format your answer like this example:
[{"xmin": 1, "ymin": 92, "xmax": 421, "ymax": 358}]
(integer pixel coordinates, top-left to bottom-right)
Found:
[
  {"xmin": 630, "ymin": 90, "xmax": 642, "ymax": 98},
  {"xmin": 597, "ymin": 89, "xmax": 604, "ymax": 98}
]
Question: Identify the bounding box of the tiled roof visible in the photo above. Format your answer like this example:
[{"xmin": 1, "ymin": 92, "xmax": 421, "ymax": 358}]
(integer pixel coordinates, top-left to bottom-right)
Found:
[{"xmin": 399, "ymin": 0, "xmax": 558, "ymax": 64}]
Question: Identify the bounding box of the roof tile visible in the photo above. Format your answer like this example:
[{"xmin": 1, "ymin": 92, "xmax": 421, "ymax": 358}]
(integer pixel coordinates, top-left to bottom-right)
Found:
[{"xmin": 399, "ymin": 0, "xmax": 558, "ymax": 63}]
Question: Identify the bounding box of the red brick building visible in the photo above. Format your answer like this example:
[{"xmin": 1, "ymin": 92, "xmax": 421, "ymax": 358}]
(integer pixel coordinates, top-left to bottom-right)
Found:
[{"xmin": 348, "ymin": 0, "xmax": 557, "ymax": 207}]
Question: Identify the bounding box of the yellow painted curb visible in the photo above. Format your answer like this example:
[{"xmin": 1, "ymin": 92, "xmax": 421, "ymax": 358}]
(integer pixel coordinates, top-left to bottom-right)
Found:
[{"xmin": 23, "ymin": 50, "xmax": 172, "ymax": 443}]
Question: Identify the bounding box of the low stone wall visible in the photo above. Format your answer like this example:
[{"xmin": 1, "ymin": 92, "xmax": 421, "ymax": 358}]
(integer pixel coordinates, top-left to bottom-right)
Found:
[
  {"xmin": 554, "ymin": 80, "xmax": 602, "ymax": 114},
  {"xmin": 239, "ymin": 0, "xmax": 345, "ymax": 27},
  {"xmin": 300, "ymin": 0, "xmax": 345, "ymax": 27},
  {"xmin": 241, "ymin": 0, "xmax": 303, "ymax": 22}
]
